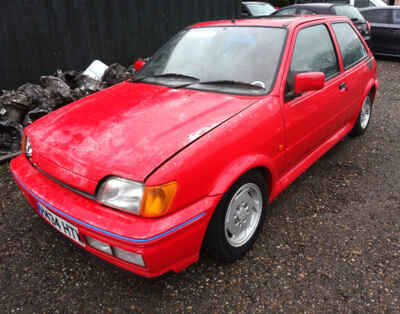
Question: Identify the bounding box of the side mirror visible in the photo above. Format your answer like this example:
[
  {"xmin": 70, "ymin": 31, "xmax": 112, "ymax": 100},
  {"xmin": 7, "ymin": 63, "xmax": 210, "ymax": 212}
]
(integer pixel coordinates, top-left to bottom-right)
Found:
[
  {"xmin": 134, "ymin": 59, "xmax": 146, "ymax": 72},
  {"xmin": 294, "ymin": 72, "xmax": 325, "ymax": 94}
]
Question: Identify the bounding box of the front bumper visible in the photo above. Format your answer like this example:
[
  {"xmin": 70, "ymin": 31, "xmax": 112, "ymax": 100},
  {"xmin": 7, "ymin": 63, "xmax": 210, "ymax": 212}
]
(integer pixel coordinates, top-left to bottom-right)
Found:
[{"xmin": 10, "ymin": 155, "xmax": 218, "ymax": 277}]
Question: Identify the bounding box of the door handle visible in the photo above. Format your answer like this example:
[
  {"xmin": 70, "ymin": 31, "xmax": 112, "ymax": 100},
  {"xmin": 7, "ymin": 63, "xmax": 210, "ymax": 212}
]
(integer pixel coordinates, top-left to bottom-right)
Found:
[{"xmin": 339, "ymin": 82, "xmax": 347, "ymax": 91}]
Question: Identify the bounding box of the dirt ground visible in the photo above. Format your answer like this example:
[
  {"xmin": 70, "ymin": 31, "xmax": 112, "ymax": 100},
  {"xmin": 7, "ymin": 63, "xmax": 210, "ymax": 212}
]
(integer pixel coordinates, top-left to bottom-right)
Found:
[{"xmin": 1, "ymin": 59, "xmax": 399, "ymax": 313}]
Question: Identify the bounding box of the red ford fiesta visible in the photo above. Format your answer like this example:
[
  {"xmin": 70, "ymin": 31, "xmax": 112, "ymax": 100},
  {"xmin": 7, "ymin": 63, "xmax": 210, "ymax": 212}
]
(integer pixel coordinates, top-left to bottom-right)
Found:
[{"xmin": 11, "ymin": 15, "xmax": 378, "ymax": 277}]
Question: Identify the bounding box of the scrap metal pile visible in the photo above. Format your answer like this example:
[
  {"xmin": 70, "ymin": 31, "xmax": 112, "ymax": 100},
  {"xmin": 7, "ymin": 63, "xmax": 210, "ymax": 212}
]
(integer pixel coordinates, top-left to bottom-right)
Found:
[{"xmin": 0, "ymin": 61, "xmax": 135, "ymax": 160}]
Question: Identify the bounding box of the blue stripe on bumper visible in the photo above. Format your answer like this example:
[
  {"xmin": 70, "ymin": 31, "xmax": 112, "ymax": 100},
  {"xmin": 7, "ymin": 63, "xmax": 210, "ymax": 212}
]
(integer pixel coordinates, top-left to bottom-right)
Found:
[{"xmin": 12, "ymin": 171, "xmax": 206, "ymax": 244}]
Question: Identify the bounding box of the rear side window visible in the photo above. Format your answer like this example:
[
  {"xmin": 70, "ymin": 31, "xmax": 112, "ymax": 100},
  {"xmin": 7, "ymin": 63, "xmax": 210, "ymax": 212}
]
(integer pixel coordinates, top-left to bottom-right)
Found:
[
  {"xmin": 290, "ymin": 24, "xmax": 339, "ymax": 79},
  {"xmin": 332, "ymin": 22, "xmax": 367, "ymax": 69},
  {"xmin": 361, "ymin": 9, "xmax": 392, "ymax": 23}
]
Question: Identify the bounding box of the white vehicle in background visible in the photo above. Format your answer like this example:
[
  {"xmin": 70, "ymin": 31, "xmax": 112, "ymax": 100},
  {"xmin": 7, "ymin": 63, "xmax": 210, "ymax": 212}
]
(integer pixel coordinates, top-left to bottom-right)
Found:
[
  {"xmin": 241, "ymin": 1, "xmax": 276, "ymax": 17},
  {"xmin": 294, "ymin": 0, "xmax": 387, "ymax": 8}
]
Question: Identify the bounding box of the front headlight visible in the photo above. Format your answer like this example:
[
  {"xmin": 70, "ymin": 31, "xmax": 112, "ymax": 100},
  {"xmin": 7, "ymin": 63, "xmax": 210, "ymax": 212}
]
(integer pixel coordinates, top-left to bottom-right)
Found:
[
  {"xmin": 97, "ymin": 177, "xmax": 144, "ymax": 215},
  {"xmin": 96, "ymin": 177, "xmax": 177, "ymax": 218},
  {"xmin": 22, "ymin": 135, "xmax": 32, "ymax": 158}
]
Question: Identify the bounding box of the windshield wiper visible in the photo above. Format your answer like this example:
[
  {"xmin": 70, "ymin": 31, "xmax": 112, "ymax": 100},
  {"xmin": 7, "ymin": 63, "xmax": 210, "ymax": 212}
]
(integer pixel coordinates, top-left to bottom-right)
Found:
[
  {"xmin": 131, "ymin": 73, "xmax": 199, "ymax": 83},
  {"xmin": 152, "ymin": 73, "xmax": 200, "ymax": 81},
  {"xmin": 196, "ymin": 80, "xmax": 265, "ymax": 90},
  {"xmin": 131, "ymin": 77, "xmax": 265, "ymax": 91}
]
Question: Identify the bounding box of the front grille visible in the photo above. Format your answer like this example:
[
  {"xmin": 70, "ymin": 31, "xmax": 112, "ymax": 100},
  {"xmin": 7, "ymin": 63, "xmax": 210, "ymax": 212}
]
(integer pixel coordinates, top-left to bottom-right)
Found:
[{"xmin": 30, "ymin": 160, "xmax": 96, "ymax": 201}]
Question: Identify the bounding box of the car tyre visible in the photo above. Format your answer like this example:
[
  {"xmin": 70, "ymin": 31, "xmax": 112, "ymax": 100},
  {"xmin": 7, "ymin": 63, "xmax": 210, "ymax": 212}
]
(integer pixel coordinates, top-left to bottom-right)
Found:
[
  {"xmin": 203, "ymin": 170, "xmax": 268, "ymax": 263},
  {"xmin": 349, "ymin": 94, "xmax": 373, "ymax": 137}
]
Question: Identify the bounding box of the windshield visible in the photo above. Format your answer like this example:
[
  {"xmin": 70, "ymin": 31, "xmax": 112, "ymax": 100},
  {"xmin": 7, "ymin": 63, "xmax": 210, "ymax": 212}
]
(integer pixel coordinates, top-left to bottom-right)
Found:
[
  {"xmin": 136, "ymin": 27, "xmax": 287, "ymax": 95},
  {"xmin": 246, "ymin": 3, "xmax": 276, "ymax": 16},
  {"xmin": 334, "ymin": 6, "xmax": 366, "ymax": 22}
]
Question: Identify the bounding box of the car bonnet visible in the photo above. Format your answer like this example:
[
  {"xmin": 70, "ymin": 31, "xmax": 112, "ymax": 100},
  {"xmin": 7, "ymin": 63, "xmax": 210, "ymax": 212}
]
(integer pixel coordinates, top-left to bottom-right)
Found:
[{"xmin": 25, "ymin": 82, "xmax": 260, "ymax": 194}]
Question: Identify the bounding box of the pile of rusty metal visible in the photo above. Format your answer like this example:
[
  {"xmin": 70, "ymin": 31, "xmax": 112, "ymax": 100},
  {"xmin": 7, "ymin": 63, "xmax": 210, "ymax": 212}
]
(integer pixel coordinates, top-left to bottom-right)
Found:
[{"xmin": 0, "ymin": 61, "xmax": 135, "ymax": 161}]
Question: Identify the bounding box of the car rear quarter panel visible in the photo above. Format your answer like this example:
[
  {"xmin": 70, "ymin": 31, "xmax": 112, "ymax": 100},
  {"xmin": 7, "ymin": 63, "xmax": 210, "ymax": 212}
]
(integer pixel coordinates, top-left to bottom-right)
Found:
[
  {"xmin": 331, "ymin": 21, "xmax": 378, "ymax": 122},
  {"xmin": 145, "ymin": 95, "xmax": 285, "ymax": 211}
]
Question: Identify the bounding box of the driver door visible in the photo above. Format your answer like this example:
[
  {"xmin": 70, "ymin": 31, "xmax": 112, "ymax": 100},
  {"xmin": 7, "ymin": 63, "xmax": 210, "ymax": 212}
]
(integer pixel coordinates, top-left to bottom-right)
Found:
[{"xmin": 282, "ymin": 23, "xmax": 346, "ymax": 173}]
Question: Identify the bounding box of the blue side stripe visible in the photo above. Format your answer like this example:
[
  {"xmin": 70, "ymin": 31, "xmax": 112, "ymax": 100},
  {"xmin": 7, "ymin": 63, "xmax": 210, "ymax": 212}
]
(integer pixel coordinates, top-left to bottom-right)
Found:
[{"xmin": 12, "ymin": 171, "xmax": 206, "ymax": 243}]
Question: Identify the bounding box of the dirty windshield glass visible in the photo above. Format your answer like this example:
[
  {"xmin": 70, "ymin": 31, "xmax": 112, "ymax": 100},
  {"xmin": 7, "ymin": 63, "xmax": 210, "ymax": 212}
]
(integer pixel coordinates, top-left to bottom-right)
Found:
[{"xmin": 136, "ymin": 27, "xmax": 287, "ymax": 95}]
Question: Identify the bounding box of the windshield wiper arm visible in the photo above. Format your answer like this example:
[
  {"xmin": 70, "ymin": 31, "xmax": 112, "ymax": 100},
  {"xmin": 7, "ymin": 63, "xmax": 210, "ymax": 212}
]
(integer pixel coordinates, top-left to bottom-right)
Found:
[
  {"xmin": 152, "ymin": 73, "xmax": 200, "ymax": 81},
  {"xmin": 130, "ymin": 73, "xmax": 200, "ymax": 84},
  {"xmin": 196, "ymin": 80, "xmax": 265, "ymax": 90}
]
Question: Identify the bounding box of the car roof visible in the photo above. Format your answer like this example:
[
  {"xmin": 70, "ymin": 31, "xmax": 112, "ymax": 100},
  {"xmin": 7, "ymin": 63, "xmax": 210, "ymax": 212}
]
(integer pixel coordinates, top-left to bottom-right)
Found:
[
  {"xmin": 275, "ymin": 3, "xmax": 333, "ymax": 14},
  {"xmin": 192, "ymin": 15, "xmax": 348, "ymax": 29},
  {"xmin": 242, "ymin": 1, "xmax": 271, "ymax": 4},
  {"xmin": 290, "ymin": 3, "xmax": 335, "ymax": 8},
  {"xmin": 279, "ymin": 3, "xmax": 355, "ymax": 10},
  {"xmin": 360, "ymin": 5, "xmax": 400, "ymax": 11}
]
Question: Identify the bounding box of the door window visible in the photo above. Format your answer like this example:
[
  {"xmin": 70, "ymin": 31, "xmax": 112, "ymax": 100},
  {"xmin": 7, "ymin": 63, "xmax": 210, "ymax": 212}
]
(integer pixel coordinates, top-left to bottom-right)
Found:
[
  {"xmin": 285, "ymin": 24, "xmax": 339, "ymax": 100},
  {"xmin": 289, "ymin": 24, "xmax": 339, "ymax": 79},
  {"xmin": 332, "ymin": 22, "xmax": 367, "ymax": 69}
]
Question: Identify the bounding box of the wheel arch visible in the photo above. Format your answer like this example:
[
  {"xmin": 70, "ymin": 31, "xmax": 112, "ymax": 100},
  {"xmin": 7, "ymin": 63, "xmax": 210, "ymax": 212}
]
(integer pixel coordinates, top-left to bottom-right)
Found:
[
  {"xmin": 351, "ymin": 78, "xmax": 378, "ymax": 124},
  {"xmin": 365, "ymin": 78, "xmax": 378, "ymax": 104},
  {"xmin": 202, "ymin": 160, "xmax": 272, "ymax": 262},
  {"xmin": 208, "ymin": 154, "xmax": 277, "ymax": 202},
  {"xmin": 369, "ymin": 82, "xmax": 377, "ymax": 103}
]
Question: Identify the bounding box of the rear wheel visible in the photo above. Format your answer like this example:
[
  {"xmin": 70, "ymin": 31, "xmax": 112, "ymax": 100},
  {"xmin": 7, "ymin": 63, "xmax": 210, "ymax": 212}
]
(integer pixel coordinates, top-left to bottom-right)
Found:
[
  {"xmin": 349, "ymin": 94, "xmax": 373, "ymax": 137},
  {"xmin": 203, "ymin": 171, "xmax": 267, "ymax": 262}
]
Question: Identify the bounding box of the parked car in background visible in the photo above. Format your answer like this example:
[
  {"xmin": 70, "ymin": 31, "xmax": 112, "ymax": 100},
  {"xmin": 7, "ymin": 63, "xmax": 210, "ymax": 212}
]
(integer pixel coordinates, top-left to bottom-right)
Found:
[
  {"xmin": 11, "ymin": 15, "xmax": 378, "ymax": 278},
  {"xmin": 273, "ymin": 3, "xmax": 371, "ymax": 40},
  {"xmin": 294, "ymin": 0, "xmax": 387, "ymax": 8},
  {"xmin": 360, "ymin": 6, "xmax": 400, "ymax": 57},
  {"xmin": 241, "ymin": 1, "xmax": 276, "ymax": 16}
]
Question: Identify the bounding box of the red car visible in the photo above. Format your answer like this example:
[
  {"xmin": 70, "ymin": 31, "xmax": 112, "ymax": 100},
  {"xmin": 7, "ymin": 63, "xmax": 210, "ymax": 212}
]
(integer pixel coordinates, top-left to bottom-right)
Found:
[{"xmin": 11, "ymin": 15, "xmax": 378, "ymax": 277}]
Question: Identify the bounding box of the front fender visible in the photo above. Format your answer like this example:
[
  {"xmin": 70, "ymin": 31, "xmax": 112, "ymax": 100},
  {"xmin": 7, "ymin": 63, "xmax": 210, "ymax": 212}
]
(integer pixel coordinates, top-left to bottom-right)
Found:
[
  {"xmin": 146, "ymin": 96, "xmax": 285, "ymax": 213},
  {"xmin": 208, "ymin": 154, "xmax": 278, "ymax": 199}
]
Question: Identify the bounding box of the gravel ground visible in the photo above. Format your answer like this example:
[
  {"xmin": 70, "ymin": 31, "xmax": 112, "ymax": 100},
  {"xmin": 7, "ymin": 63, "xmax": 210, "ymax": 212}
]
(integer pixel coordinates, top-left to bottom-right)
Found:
[{"xmin": 1, "ymin": 59, "xmax": 399, "ymax": 313}]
